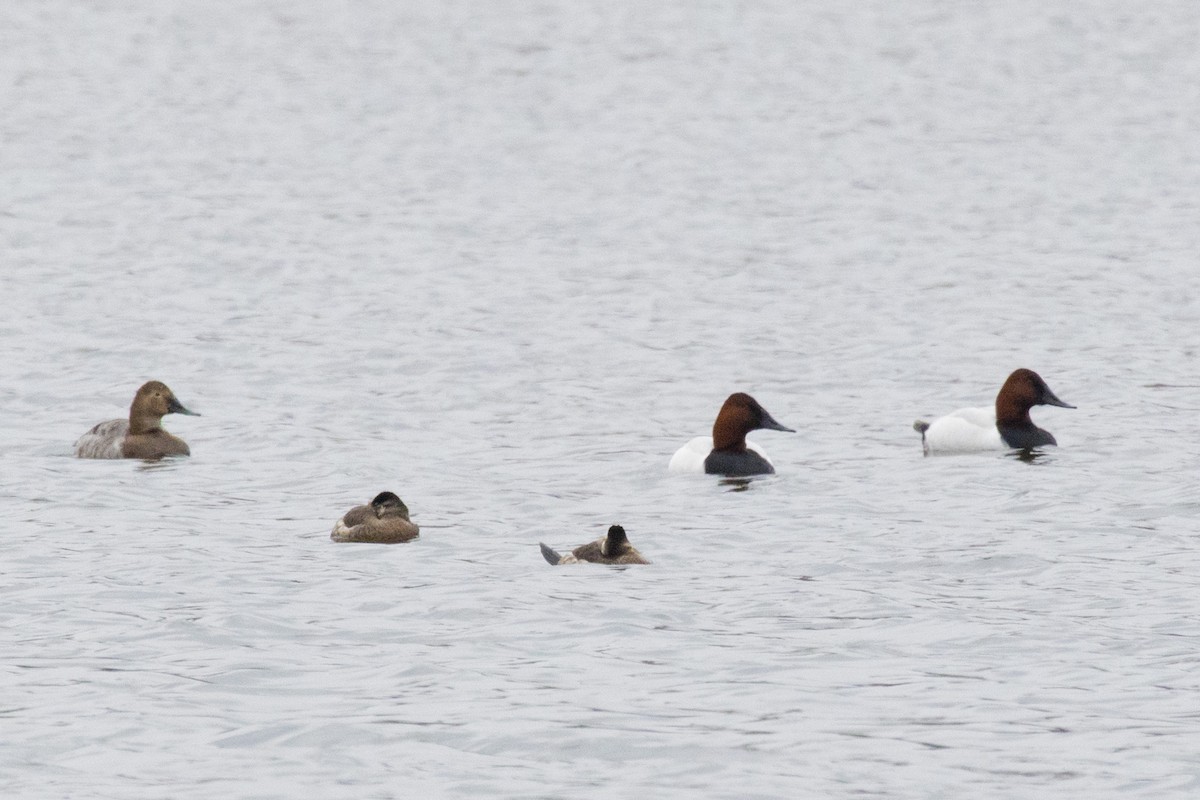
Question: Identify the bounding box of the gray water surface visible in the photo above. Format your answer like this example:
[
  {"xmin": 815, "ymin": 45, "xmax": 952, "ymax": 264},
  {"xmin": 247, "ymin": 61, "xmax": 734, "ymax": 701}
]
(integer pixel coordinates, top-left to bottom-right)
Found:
[{"xmin": 3, "ymin": 2, "xmax": 1200, "ymax": 797}]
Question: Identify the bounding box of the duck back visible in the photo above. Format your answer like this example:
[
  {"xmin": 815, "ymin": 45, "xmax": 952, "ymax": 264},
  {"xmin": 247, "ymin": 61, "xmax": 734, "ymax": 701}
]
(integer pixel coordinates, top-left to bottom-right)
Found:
[{"xmin": 73, "ymin": 420, "xmax": 129, "ymax": 459}]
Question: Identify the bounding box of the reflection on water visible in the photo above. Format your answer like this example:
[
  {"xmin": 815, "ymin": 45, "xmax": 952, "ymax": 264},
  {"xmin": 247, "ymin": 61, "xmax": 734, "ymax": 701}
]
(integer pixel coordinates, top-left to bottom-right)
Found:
[
  {"xmin": 4, "ymin": 1, "xmax": 1200, "ymax": 797},
  {"xmin": 1010, "ymin": 449, "xmax": 1049, "ymax": 464},
  {"xmin": 133, "ymin": 457, "xmax": 191, "ymax": 472}
]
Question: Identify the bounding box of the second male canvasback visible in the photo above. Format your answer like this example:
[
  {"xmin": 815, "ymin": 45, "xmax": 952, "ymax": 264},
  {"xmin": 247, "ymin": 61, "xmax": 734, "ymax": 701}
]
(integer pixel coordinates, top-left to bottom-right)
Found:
[
  {"xmin": 540, "ymin": 525, "xmax": 649, "ymax": 565},
  {"xmin": 331, "ymin": 492, "xmax": 420, "ymax": 543},
  {"xmin": 914, "ymin": 368, "xmax": 1075, "ymax": 455},
  {"xmin": 74, "ymin": 380, "xmax": 200, "ymax": 460},
  {"xmin": 669, "ymin": 392, "xmax": 794, "ymax": 476}
]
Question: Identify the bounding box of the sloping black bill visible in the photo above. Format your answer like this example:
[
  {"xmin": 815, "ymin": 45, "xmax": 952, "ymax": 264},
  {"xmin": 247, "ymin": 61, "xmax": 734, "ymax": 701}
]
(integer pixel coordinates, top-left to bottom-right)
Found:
[
  {"xmin": 1042, "ymin": 387, "xmax": 1075, "ymax": 409},
  {"xmin": 759, "ymin": 410, "xmax": 795, "ymax": 432},
  {"xmin": 167, "ymin": 397, "xmax": 201, "ymax": 416}
]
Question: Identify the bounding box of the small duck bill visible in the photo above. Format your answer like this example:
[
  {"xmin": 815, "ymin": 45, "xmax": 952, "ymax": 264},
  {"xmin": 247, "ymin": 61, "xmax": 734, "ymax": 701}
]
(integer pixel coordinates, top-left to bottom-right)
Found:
[
  {"xmin": 1039, "ymin": 389, "xmax": 1075, "ymax": 410},
  {"xmin": 167, "ymin": 396, "xmax": 201, "ymax": 416}
]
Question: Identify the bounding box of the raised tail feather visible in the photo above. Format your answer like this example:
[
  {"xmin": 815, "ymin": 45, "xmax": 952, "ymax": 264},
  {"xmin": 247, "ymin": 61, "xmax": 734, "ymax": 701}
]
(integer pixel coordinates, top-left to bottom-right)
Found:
[
  {"xmin": 539, "ymin": 543, "xmax": 562, "ymax": 565},
  {"xmin": 913, "ymin": 419, "xmax": 931, "ymax": 457}
]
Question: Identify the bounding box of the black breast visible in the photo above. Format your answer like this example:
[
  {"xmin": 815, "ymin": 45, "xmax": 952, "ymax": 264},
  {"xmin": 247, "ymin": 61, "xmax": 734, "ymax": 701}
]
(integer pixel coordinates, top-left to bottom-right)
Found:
[
  {"xmin": 998, "ymin": 423, "xmax": 1057, "ymax": 449},
  {"xmin": 704, "ymin": 449, "xmax": 775, "ymax": 477}
]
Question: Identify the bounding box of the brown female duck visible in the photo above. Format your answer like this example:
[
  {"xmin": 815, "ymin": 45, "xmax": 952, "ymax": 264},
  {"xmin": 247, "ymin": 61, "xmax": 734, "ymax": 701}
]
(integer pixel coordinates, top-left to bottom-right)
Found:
[
  {"xmin": 540, "ymin": 525, "xmax": 649, "ymax": 565},
  {"xmin": 331, "ymin": 492, "xmax": 420, "ymax": 544},
  {"xmin": 74, "ymin": 380, "xmax": 200, "ymax": 459}
]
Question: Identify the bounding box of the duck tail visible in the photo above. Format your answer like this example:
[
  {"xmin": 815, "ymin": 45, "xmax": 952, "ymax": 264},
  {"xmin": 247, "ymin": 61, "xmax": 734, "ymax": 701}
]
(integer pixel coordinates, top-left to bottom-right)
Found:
[
  {"xmin": 913, "ymin": 420, "xmax": 932, "ymax": 457},
  {"xmin": 539, "ymin": 543, "xmax": 562, "ymax": 566}
]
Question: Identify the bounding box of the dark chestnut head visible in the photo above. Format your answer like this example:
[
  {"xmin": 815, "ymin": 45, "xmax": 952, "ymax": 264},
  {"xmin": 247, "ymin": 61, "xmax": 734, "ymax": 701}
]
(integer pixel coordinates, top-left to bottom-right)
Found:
[
  {"xmin": 995, "ymin": 369, "xmax": 1074, "ymax": 425},
  {"xmin": 711, "ymin": 392, "xmax": 794, "ymax": 451}
]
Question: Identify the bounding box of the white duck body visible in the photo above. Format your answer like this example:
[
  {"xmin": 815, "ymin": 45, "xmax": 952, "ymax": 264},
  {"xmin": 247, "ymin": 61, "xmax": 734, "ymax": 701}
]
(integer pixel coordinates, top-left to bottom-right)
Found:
[{"xmin": 918, "ymin": 406, "xmax": 1004, "ymax": 455}]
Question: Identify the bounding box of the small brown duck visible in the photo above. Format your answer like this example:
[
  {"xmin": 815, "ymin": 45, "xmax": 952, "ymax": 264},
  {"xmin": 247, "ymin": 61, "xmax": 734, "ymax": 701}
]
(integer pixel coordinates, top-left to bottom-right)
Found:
[
  {"xmin": 331, "ymin": 492, "xmax": 420, "ymax": 544},
  {"xmin": 74, "ymin": 380, "xmax": 200, "ymax": 460},
  {"xmin": 540, "ymin": 525, "xmax": 649, "ymax": 566}
]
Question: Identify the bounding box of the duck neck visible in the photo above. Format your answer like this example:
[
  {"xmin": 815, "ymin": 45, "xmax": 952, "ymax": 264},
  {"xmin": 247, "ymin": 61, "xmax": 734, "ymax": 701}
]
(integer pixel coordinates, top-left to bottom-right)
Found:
[
  {"xmin": 129, "ymin": 412, "xmax": 164, "ymax": 436},
  {"xmin": 994, "ymin": 395, "xmax": 1033, "ymax": 429},
  {"xmin": 711, "ymin": 422, "xmax": 747, "ymax": 452}
]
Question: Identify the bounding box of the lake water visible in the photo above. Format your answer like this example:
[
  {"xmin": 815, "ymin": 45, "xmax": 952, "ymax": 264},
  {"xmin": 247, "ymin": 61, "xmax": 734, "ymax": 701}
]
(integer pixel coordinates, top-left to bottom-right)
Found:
[{"xmin": 3, "ymin": 1, "xmax": 1200, "ymax": 797}]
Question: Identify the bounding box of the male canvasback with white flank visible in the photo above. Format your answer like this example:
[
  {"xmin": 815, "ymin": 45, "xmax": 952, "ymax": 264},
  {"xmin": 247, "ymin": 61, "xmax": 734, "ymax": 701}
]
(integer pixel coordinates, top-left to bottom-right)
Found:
[
  {"xmin": 74, "ymin": 380, "xmax": 200, "ymax": 460},
  {"xmin": 669, "ymin": 392, "xmax": 794, "ymax": 476},
  {"xmin": 331, "ymin": 492, "xmax": 420, "ymax": 544},
  {"xmin": 540, "ymin": 525, "xmax": 649, "ymax": 565},
  {"xmin": 913, "ymin": 368, "xmax": 1075, "ymax": 455}
]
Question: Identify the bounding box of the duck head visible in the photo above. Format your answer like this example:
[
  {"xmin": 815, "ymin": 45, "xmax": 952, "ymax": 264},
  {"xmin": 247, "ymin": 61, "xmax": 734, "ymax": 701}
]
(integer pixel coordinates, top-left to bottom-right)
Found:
[
  {"xmin": 602, "ymin": 524, "xmax": 630, "ymax": 558},
  {"xmin": 711, "ymin": 392, "xmax": 794, "ymax": 451},
  {"xmin": 995, "ymin": 369, "xmax": 1074, "ymax": 425},
  {"xmin": 129, "ymin": 381, "xmax": 199, "ymax": 434},
  {"xmin": 370, "ymin": 491, "xmax": 410, "ymax": 520}
]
